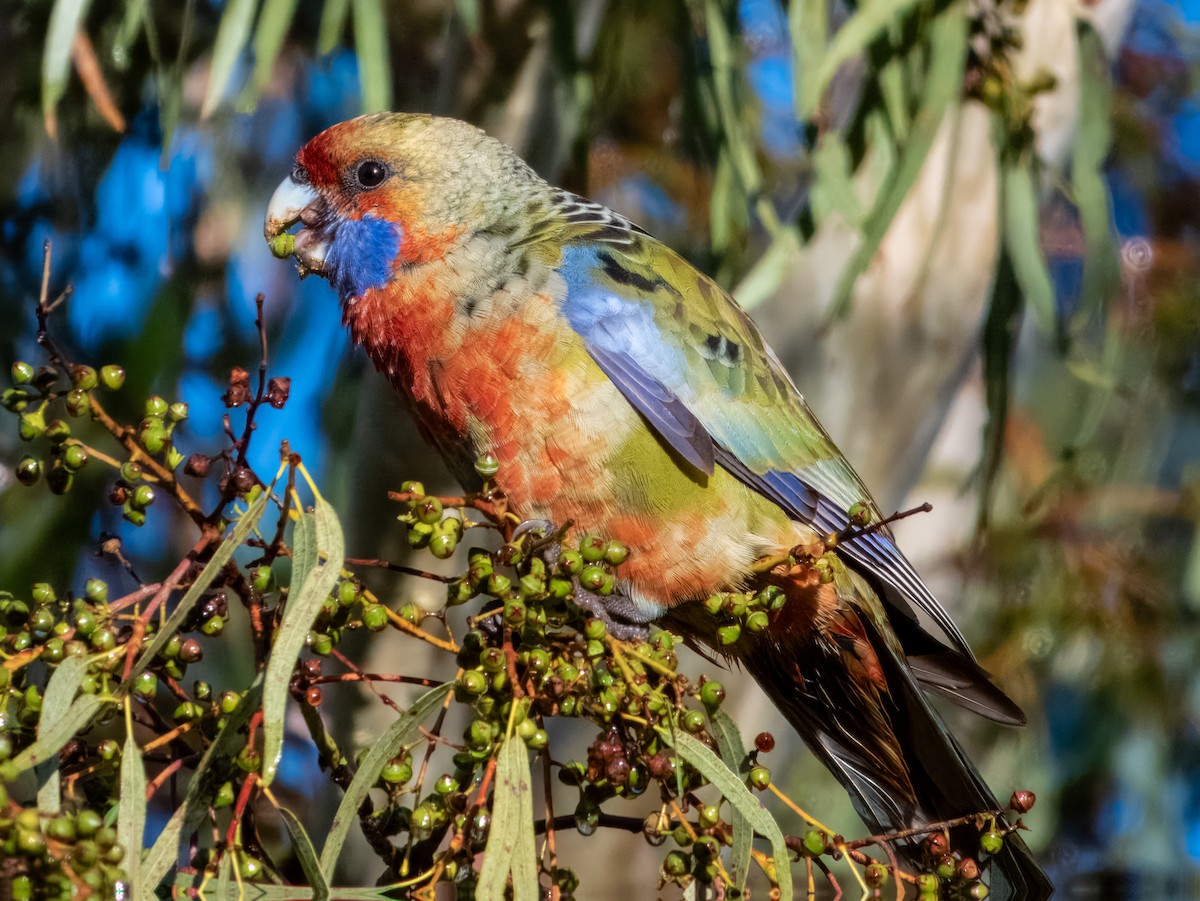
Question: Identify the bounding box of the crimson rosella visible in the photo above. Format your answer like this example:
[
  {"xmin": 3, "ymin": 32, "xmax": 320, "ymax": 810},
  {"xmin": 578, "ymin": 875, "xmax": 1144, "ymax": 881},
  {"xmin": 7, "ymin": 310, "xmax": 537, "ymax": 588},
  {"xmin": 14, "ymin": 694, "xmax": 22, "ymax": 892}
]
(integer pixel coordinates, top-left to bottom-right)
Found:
[{"xmin": 264, "ymin": 113, "xmax": 1049, "ymax": 895}]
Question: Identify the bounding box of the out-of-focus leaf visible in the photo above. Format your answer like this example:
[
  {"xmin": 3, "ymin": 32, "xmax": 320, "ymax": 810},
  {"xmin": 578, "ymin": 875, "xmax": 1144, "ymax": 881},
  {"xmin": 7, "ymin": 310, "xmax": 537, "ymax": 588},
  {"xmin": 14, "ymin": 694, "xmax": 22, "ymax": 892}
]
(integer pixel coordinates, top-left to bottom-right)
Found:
[
  {"xmin": 141, "ymin": 678, "xmax": 265, "ymax": 896},
  {"xmin": 708, "ymin": 709, "xmax": 752, "ymax": 893},
  {"xmin": 317, "ymin": 0, "xmax": 351, "ymax": 55},
  {"xmin": 478, "ymin": 738, "xmax": 539, "ymax": 901},
  {"xmin": 878, "ymin": 47, "xmax": 910, "ymax": 143},
  {"xmin": 735, "ymin": 227, "xmax": 801, "ymax": 311},
  {"xmin": 202, "ymin": 0, "xmax": 259, "ymax": 118},
  {"xmin": 277, "ymin": 806, "xmax": 330, "ymax": 901},
  {"xmin": 1, "ymin": 694, "xmax": 105, "ymax": 783},
  {"xmin": 352, "ymin": 0, "xmax": 392, "ymax": 113},
  {"xmin": 123, "ymin": 487, "xmax": 271, "ymax": 688},
  {"xmin": 113, "ymin": 0, "xmax": 148, "ymax": 69},
  {"xmin": 1071, "ymin": 22, "xmax": 1119, "ymax": 330},
  {"xmin": 119, "ymin": 727, "xmax": 147, "ymax": 892},
  {"xmin": 810, "ymin": 137, "xmax": 862, "ymax": 227},
  {"xmin": 42, "ymin": 0, "xmax": 94, "ymax": 135},
  {"xmin": 660, "ymin": 727, "xmax": 792, "ymax": 901},
  {"xmin": 169, "ymin": 874, "xmax": 399, "ymax": 899},
  {"xmin": 788, "ymin": 0, "xmax": 827, "ymax": 120},
  {"xmin": 262, "ymin": 498, "xmax": 343, "ymax": 786},
  {"xmin": 34, "ymin": 655, "xmax": 88, "ymax": 814},
  {"xmin": 801, "ymin": 0, "xmax": 926, "ymax": 115},
  {"xmin": 319, "ymin": 683, "xmax": 452, "ymax": 876},
  {"xmin": 1003, "ymin": 155, "xmax": 1056, "ymax": 334},
  {"xmin": 239, "ymin": 0, "xmax": 300, "ymax": 112},
  {"xmin": 978, "ymin": 248, "xmax": 1022, "ymax": 526},
  {"xmin": 828, "ymin": 5, "xmax": 967, "ymax": 320},
  {"xmin": 455, "ymin": 0, "xmax": 481, "ymax": 35}
]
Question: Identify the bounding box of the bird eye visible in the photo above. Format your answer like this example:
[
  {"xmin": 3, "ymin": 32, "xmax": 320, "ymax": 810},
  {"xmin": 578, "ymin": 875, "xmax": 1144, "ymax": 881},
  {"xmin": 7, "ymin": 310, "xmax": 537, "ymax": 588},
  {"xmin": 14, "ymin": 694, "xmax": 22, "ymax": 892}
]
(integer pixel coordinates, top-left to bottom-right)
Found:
[{"xmin": 355, "ymin": 160, "xmax": 388, "ymax": 189}]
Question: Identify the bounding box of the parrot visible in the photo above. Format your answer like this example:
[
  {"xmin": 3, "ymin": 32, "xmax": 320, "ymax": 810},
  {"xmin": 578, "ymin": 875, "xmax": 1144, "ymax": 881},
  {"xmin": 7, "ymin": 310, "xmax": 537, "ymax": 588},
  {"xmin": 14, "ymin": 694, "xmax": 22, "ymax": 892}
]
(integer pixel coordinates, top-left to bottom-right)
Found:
[{"xmin": 264, "ymin": 112, "xmax": 1051, "ymax": 897}]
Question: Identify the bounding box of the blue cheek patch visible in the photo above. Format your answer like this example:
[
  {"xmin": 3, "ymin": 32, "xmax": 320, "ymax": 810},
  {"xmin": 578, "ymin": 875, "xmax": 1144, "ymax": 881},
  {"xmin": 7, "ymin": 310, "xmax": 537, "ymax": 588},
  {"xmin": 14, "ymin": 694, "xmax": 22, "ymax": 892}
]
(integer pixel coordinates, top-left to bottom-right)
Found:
[{"xmin": 324, "ymin": 214, "xmax": 403, "ymax": 302}]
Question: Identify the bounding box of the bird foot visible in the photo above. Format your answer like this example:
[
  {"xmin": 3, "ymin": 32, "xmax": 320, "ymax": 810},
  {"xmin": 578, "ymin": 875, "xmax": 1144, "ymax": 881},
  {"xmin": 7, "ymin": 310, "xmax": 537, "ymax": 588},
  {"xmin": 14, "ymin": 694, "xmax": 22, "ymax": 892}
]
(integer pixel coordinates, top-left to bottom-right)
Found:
[
  {"xmin": 572, "ymin": 586, "xmax": 649, "ymax": 643},
  {"xmin": 512, "ymin": 519, "xmax": 564, "ymax": 567}
]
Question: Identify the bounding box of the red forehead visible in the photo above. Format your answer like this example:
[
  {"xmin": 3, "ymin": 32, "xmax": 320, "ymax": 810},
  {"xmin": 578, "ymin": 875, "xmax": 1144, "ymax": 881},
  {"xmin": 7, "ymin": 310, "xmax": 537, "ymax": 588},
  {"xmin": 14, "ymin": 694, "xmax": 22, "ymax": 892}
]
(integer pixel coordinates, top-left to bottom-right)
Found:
[{"xmin": 296, "ymin": 126, "xmax": 346, "ymax": 187}]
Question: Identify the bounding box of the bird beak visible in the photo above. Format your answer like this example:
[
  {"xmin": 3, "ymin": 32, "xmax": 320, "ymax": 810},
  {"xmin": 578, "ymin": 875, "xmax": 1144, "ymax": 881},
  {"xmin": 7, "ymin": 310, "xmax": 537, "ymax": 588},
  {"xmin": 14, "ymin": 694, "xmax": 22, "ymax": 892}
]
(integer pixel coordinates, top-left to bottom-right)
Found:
[{"xmin": 264, "ymin": 175, "xmax": 329, "ymax": 276}]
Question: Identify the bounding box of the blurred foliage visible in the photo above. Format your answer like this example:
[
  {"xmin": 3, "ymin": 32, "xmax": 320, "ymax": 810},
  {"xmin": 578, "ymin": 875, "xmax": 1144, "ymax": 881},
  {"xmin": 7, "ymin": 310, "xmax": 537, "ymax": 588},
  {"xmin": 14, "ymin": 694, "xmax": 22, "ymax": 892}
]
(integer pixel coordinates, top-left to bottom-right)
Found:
[{"xmin": 0, "ymin": 0, "xmax": 1198, "ymax": 896}]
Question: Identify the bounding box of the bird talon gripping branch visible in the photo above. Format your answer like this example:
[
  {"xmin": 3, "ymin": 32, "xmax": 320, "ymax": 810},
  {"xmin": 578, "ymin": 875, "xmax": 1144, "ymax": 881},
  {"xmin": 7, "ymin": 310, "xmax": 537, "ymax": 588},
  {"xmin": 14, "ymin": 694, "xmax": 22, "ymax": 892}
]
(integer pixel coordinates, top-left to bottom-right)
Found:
[{"xmin": 266, "ymin": 113, "xmax": 1050, "ymax": 897}]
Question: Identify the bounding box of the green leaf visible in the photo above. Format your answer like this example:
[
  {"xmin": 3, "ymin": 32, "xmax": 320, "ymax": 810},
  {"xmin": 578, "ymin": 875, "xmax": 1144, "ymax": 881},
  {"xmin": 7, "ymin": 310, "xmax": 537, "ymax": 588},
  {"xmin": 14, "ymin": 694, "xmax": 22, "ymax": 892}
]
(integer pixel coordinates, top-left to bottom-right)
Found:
[
  {"xmin": 113, "ymin": 0, "xmax": 148, "ymax": 69},
  {"xmin": 319, "ymin": 683, "xmax": 452, "ymax": 877},
  {"xmin": 35, "ymin": 655, "xmax": 88, "ymax": 814},
  {"xmin": 352, "ymin": 0, "xmax": 392, "ymax": 113},
  {"xmin": 42, "ymin": 0, "xmax": 94, "ymax": 132},
  {"xmin": 827, "ymin": 5, "xmax": 967, "ymax": 320},
  {"xmin": 454, "ymin": 0, "xmax": 481, "ymax": 34},
  {"xmin": 1071, "ymin": 22, "xmax": 1119, "ymax": 330},
  {"xmin": 291, "ymin": 506, "xmax": 317, "ymax": 593},
  {"xmin": 707, "ymin": 709, "xmax": 752, "ymax": 893},
  {"xmin": 801, "ymin": 0, "xmax": 926, "ymax": 115},
  {"xmin": 810, "ymin": 137, "xmax": 862, "ymax": 228},
  {"xmin": 788, "ymin": 0, "xmax": 827, "ymax": 122},
  {"xmin": 2, "ymin": 694, "xmax": 105, "ymax": 783},
  {"xmin": 277, "ymin": 806, "xmax": 330, "ymax": 901},
  {"xmin": 123, "ymin": 487, "xmax": 272, "ymax": 690},
  {"xmin": 141, "ymin": 678, "xmax": 265, "ymax": 895},
  {"xmin": 262, "ymin": 497, "xmax": 344, "ymax": 786},
  {"xmin": 477, "ymin": 738, "xmax": 539, "ymax": 901},
  {"xmin": 239, "ymin": 0, "xmax": 301, "ymax": 112},
  {"xmin": 317, "ymin": 0, "xmax": 351, "ymax": 55},
  {"xmin": 119, "ymin": 727, "xmax": 147, "ymax": 892},
  {"xmin": 1002, "ymin": 155, "xmax": 1056, "ymax": 334},
  {"xmin": 201, "ymin": 0, "xmax": 260, "ymax": 118},
  {"xmin": 659, "ymin": 726, "xmax": 792, "ymax": 901},
  {"xmin": 734, "ymin": 227, "xmax": 801, "ymax": 311}
]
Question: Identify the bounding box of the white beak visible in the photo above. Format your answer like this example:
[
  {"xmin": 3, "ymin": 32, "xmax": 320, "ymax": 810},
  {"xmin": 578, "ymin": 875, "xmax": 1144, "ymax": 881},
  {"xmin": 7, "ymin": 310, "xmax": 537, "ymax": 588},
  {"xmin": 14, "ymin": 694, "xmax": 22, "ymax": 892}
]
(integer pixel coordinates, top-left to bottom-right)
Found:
[{"xmin": 264, "ymin": 176, "xmax": 328, "ymax": 274}]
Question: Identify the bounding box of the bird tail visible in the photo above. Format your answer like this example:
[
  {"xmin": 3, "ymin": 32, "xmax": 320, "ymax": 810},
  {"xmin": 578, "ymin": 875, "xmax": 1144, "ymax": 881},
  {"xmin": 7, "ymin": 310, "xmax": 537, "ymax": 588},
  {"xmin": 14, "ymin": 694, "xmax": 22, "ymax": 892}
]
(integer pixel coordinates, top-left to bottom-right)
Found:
[{"xmin": 669, "ymin": 573, "xmax": 1052, "ymax": 899}]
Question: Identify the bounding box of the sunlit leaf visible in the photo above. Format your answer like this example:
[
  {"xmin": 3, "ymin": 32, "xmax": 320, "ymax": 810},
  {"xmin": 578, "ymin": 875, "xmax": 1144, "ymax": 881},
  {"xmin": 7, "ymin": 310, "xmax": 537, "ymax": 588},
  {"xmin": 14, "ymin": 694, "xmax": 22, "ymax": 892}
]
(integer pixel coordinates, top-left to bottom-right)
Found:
[
  {"xmin": 455, "ymin": 0, "xmax": 481, "ymax": 35},
  {"xmin": 478, "ymin": 737, "xmax": 539, "ymax": 901},
  {"xmin": 319, "ymin": 683, "xmax": 453, "ymax": 877},
  {"xmin": 262, "ymin": 498, "xmax": 344, "ymax": 786},
  {"xmin": 202, "ymin": 0, "xmax": 260, "ymax": 118},
  {"xmin": 42, "ymin": 0, "xmax": 94, "ymax": 136}
]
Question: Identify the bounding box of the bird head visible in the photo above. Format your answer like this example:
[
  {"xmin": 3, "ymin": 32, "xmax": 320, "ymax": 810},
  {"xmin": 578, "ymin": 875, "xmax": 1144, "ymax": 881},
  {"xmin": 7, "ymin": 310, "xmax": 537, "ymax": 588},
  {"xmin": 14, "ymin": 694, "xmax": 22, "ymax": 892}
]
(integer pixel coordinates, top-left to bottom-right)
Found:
[{"xmin": 265, "ymin": 113, "xmax": 543, "ymax": 302}]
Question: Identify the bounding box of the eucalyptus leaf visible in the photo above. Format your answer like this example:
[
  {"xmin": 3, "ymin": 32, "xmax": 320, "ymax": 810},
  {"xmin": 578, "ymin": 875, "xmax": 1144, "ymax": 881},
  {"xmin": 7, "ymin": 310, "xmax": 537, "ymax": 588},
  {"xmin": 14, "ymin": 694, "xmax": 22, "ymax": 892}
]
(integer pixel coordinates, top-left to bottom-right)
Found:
[
  {"xmin": 202, "ymin": 0, "xmax": 259, "ymax": 118},
  {"xmin": 477, "ymin": 738, "xmax": 539, "ymax": 901},
  {"xmin": 352, "ymin": 0, "xmax": 392, "ymax": 113},
  {"xmin": 119, "ymin": 729, "xmax": 147, "ymax": 892},
  {"xmin": 707, "ymin": 709, "xmax": 753, "ymax": 893},
  {"xmin": 34, "ymin": 655, "xmax": 88, "ymax": 814}
]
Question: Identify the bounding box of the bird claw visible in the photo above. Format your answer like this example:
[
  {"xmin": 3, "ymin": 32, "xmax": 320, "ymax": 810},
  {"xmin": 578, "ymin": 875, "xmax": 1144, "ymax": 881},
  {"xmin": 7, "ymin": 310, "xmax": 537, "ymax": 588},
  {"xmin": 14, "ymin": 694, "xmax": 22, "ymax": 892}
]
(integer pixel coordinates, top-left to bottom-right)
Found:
[
  {"xmin": 512, "ymin": 518, "xmax": 563, "ymax": 566},
  {"xmin": 572, "ymin": 585, "xmax": 649, "ymax": 643}
]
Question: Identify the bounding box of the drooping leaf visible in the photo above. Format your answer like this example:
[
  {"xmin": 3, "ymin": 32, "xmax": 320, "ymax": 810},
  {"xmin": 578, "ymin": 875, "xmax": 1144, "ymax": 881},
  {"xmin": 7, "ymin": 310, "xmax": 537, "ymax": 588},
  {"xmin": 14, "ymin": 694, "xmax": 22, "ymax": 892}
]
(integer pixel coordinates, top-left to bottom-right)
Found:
[
  {"xmin": 352, "ymin": 0, "xmax": 392, "ymax": 113},
  {"xmin": 319, "ymin": 683, "xmax": 453, "ymax": 876},
  {"xmin": 262, "ymin": 498, "xmax": 344, "ymax": 786},
  {"xmin": 239, "ymin": 0, "xmax": 301, "ymax": 111},
  {"xmin": 1002, "ymin": 156, "xmax": 1056, "ymax": 335},
  {"xmin": 708, "ymin": 709, "xmax": 753, "ymax": 893},
  {"xmin": 277, "ymin": 805, "xmax": 330, "ymax": 901},
  {"xmin": 123, "ymin": 487, "xmax": 272, "ymax": 689},
  {"xmin": 317, "ymin": 0, "xmax": 351, "ymax": 55},
  {"xmin": 1, "ymin": 694, "xmax": 106, "ymax": 783},
  {"xmin": 42, "ymin": 0, "xmax": 94, "ymax": 135},
  {"xmin": 477, "ymin": 737, "xmax": 540, "ymax": 901},
  {"xmin": 34, "ymin": 655, "xmax": 89, "ymax": 813},
  {"xmin": 977, "ymin": 248, "xmax": 1022, "ymax": 526},
  {"xmin": 660, "ymin": 725, "xmax": 792, "ymax": 901},
  {"xmin": 140, "ymin": 678, "xmax": 265, "ymax": 895},
  {"xmin": 119, "ymin": 726, "xmax": 147, "ymax": 892},
  {"xmin": 201, "ymin": 0, "xmax": 259, "ymax": 118}
]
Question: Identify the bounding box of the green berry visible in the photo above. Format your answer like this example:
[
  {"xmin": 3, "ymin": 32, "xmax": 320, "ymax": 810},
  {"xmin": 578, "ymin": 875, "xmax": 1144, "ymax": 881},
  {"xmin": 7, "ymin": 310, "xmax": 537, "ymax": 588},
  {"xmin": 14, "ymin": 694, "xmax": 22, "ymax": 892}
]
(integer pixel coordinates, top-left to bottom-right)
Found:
[
  {"xmin": 803, "ymin": 829, "xmax": 827, "ymax": 856},
  {"xmin": 698, "ymin": 805, "xmax": 720, "ymax": 828},
  {"xmin": 459, "ymin": 670, "xmax": 487, "ymax": 696},
  {"xmin": 980, "ymin": 829, "xmax": 1004, "ymax": 855},
  {"xmin": 663, "ymin": 850, "xmax": 690, "ymax": 877},
  {"xmin": 214, "ymin": 781, "xmax": 236, "ymax": 808},
  {"xmin": 62, "ymin": 443, "xmax": 89, "ymax": 470},
  {"xmin": 70, "ymin": 364, "xmax": 98, "ymax": 390},
  {"xmin": 745, "ymin": 610, "xmax": 770, "ymax": 633},
  {"xmin": 76, "ymin": 809, "xmax": 103, "ymax": 838},
  {"xmin": 682, "ymin": 710, "xmax": 706, "ymax": 733},
  {"xmin": 603, "ymin": 540, "xmax": 629, "ymax": 566},
  {"xmin": 99, "ymin": 365, "xmax": 125, "ymax": 390},
  {"xmin": 85, "ymin": 578, "xmax": 108, "ymax": 603},
  {"xmin": 579, "ymin": 565, "xmax": 607, "ymax": 591},
  {"xmin": 557, "ymin": 549, "xmax": 583, "ymax": 576},
  {"xmin": 11, "ymin": 362, "xmax": 34, "ymax": 385},
  {"xmin": 716, "ymin": 623, "xmax": 741, "ymax": 645},
  {"xmin": 865, "ymin": 862, "xmax": 888, "ymax": 886},
  {"xmin": 700, "ymin": 680, "xmax": 725, "ymax": 711},
  {"xmin": 130, "ymin": 484, "xmax": 155, "ymax": 511},
  {"xmin": 167, "ymin": 401, "xmax": 189, "ymax": 422},
  {"xmin": 144, "ymin": 395, "xmax": 168, "ymax": 417},
  {"xmin": 525, "ymin": 728, "xmax": 549, "ymax": 750},
  {"xmin": 236, "ymin": 746, "xmax": 262, "ymax": 773},
  {"xmin": 429, "ymin": 533, "xmax": 456, "ymax": 559},
  {"xmin": 362, "ymin": 604, "xmax": 388, "ymax": 632},
  {"xmin": 748, "ymin": 765, "xmax": 770, "ymax": 790},
  {"xmin": 474, "ymin": 453, "xmax": 500, "ymax": 478},
  {"xmin": 65, "ymin": 388, "xmax": 91, "ymax": 417},
  {"xmin": 381, "ymin": 757, "xmax": 413, "ymax": 784},
  {"xmin": 579, "ymin": 535, "xmax": 606, "ymax": 563}
]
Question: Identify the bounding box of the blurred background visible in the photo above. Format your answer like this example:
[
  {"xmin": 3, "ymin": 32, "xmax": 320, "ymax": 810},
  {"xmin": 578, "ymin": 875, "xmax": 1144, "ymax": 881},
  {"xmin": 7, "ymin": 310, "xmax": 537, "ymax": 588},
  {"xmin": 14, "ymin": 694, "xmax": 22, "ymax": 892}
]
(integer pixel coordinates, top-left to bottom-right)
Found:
[{"xmin": 1, "ymin": 0, "xmax": 1199, "ymax": 895}]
